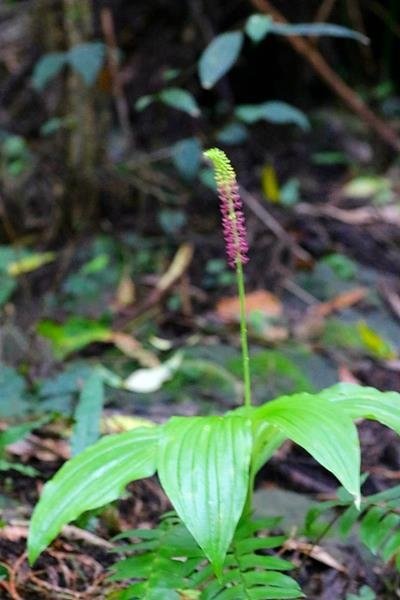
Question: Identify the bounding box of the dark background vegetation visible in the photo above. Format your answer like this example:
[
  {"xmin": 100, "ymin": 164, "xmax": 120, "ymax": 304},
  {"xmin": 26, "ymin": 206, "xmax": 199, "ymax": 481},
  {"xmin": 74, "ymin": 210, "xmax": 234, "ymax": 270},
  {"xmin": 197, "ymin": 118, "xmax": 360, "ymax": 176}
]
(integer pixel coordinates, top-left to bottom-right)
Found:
[{"xmin": 1, "ymin": 0, "xmax": 400, "ymax": 598}]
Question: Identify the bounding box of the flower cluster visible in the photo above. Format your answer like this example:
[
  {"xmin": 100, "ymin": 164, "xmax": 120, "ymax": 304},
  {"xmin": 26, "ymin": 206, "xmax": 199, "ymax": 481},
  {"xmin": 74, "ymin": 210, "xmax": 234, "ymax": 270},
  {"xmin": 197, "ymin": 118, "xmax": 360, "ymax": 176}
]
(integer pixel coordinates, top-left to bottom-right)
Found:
[{"xmin": 204, "ymin": 148, "xmax": 249, "ymax": 268}]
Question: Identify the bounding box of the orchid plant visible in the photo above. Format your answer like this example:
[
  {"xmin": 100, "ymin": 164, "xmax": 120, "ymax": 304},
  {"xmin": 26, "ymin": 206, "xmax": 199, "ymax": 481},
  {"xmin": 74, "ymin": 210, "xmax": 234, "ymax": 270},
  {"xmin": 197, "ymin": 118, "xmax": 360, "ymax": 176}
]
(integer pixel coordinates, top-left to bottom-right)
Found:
[{"xmin": 28, "ymin": 150, "xmax": 400, "ymax": 597}]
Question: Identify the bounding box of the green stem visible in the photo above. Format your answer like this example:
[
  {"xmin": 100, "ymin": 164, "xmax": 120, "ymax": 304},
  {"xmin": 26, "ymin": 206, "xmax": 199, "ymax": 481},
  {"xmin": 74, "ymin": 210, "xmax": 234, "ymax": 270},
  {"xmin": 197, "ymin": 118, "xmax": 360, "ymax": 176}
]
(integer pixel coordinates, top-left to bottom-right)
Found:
[{"xmin": 236, "ymin": 261, "xmax": 251, "ymax": 408}]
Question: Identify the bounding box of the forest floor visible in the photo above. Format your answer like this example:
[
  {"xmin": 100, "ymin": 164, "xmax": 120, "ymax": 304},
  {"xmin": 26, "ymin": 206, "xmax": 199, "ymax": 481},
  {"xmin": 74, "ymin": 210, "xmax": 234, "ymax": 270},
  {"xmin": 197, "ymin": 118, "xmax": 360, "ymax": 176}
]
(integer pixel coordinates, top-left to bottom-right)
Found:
[{"xmin": 2, "ymin": 114, "xmax": 400, "ymax": 599}]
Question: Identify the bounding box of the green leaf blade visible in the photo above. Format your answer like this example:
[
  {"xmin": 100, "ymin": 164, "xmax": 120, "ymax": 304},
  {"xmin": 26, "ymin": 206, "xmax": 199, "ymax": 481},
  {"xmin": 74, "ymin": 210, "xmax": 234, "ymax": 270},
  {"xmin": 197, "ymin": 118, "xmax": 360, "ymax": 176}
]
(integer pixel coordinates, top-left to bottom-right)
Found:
[
  {"xmin": 32, "ymin": 52, "xmax": 67, "ymax": 90},
  {"xmin": 254, "ymin": 394, "xmax": 361, "ymax": 504},
  {"xmin": 245, "ymin": 14, "xmax": 273, "ymax": 42},
  {"xmin": 157, "ymin": 415, "xmax": 253, "ymax": 574},
  {"xmin": 319, "ymin": 383, "xmax": 400, "ymax": 434},
  {"xmin": 159, "ymin": 88, "xmax": 200, "ymax": 117},
  {"xmin": 235, "ymin": 101, "xmax": 309, "ymax": 130},
  {"xmin": 199, "ymin": 32, "xmax": 243, "ymax": 89},
  {"xmin": 172, "ymin": 137, "xmax": 202, "ymax": 179},
  {"xmin": 28, "ymin": 427, "xmax": 159, "ymax": 564},
  {"xmin": 67, "ymin": 41, "xmax": 106, "ymax": 86},
  {"xmin": 70, "ymin": 371, "xmax": 104, "ymax": 456}
]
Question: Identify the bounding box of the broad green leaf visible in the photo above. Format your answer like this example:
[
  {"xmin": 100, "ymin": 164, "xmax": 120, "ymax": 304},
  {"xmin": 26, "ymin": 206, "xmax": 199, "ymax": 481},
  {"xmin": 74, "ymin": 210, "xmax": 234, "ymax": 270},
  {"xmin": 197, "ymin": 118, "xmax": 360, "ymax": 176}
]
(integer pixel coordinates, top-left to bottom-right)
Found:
[
  {"xmin": 172, "ymin": 137, "xmax": 202, "ymax": 180},
  {"xmin": 254, "ymin": 394, "xmax": 361, "ymax": 504},
  {"xmin": 245, "ymin": 14, "xmax": 273, "ymax": 42},
  {"xmin": 199, "ymin": 31, "xmax": 243, "ymax": 89},
  {"xmin": 251, "ymin": 421, "xmax": 285, "ymax": 475},
  {"xmin": 71, "ymin": 371, "xmax": 104, "ymax": 456},
  {"xmin": 319, "ymin": 383, "xmax": 400, "ymax": 434},
  {"xmin": 270, "ymin": 22, "xmax": 369, "ymax": 45},
  {"xmin": 159, "ymin": 88, "xmax": 200, "ymax": 117},
  {"xmin": 28, "ymin": 427, "xmax": 160, "ymax": 564},
  {"xmin": 37, "ymin": 317, "xmax": 112, "ymax": 359},
  {"xmin": 32, "ymin": 52, "xmax": 67, "ymax": 90},
  {"xmin": 157, "ymin": 415, "xmax": 252, "ymax": 574},
  {"xmin": 216, "ymin": 122, "xmax": 248, "ymax": 145},
  {"xmin": 236, "ymin": 101, "xmax": 310, "ymax": 130},
  {"xmin": 67, "ymin": 41, "xmax": 106, "ymax": 86}
]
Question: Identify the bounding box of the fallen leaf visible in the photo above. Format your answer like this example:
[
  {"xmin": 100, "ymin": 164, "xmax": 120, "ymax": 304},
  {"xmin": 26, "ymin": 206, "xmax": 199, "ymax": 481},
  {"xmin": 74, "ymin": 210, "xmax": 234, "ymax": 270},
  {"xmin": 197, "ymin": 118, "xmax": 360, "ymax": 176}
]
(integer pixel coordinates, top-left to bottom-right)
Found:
[
  {"xmin": 357, "ymin": 320, "xmax": 396, "ymax": 359},
  {"xmin": 157, "ymin": 243, "xmax": 193, "ymax": 292},
  {"xmin": 293, "ymin": 313, "xmax": 325, "ymax": 341},
  {"xmin": 7, "ymin": 251, "xmax": 56, "ymax": 276},
  {"xmin": 111, "ymin": 332, "xmax": 160, "ymax": 367},
  {"xmin": 261, "ymin": 325, "xmax": 289, "ymax": 343},
  {"xmin": 338, "ymin": 365, "xmax": 360, "ymax": 384},
  {"xmin": 115, "ymin": 274, "xmax": 136, "ymax": 307},
  {"xmin": 261, "ymin": 164, "xmax": 280, "ymax": 202},
  {"xmin": 0, "ymin": 525, "xmax": 28, "ymax": 541},
  {"xmin": 312, "ymin": 287, "xmax": 367, "ymax": 318},
  {"xmin": 124, "ymin": 352, "xmax": 182, "ymax": 393},
  {"xmin": 101, "ymin": 413, "xmax": 155, "ymax": 433},
  {"xmin": 283, "ymin": 539, "xmax": 348, "ymax": 573},
  {"xmin": 150, "ymin": 336, "xmax": 173, "ymax": 351},
  {"xmin": 8, "ymin": 434, "xmax": 69, "ymax": 461},
  {"xmin": 216, "ymin": 290, "xmax": 282, "ymax": 321}
]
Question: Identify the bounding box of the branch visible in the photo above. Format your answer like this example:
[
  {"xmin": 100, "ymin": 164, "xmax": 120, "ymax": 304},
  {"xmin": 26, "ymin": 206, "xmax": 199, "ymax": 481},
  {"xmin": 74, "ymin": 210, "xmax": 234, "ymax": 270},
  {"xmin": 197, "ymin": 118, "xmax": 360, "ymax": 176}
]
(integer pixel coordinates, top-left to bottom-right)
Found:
[{"xmin": 249, "ymin": 0, "xmax": 400, "ymax": 152}]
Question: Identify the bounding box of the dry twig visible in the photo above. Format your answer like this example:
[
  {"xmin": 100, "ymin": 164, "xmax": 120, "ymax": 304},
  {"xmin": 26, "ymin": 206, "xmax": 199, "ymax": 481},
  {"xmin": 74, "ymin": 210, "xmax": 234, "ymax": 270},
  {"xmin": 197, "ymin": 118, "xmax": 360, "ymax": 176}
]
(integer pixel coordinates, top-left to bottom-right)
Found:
[
  {"xmin": 240, "ymin": 187, "xmax": 311, "ymax": 262},
  {"xmin": 314, "ymin": 0, "xmax": 338, "ymax": 23},
  {"xmin": 100, "ymin": 7, "xmax": 132, "ymax": 146}
]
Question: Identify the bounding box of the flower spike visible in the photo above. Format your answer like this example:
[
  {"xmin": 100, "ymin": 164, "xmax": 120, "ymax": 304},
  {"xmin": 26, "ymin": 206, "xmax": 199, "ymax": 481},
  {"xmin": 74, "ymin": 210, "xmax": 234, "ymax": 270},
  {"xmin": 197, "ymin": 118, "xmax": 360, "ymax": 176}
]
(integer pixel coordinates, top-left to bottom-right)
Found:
[{"xmin": 204, "ymin": 148, "xmax": 249, "ymax": 268}]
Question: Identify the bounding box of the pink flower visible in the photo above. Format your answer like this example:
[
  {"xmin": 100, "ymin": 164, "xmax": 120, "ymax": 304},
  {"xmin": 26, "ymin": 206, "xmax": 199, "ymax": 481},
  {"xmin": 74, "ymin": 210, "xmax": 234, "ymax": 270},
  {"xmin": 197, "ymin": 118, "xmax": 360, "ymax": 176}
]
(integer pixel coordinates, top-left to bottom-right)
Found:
[
  {"xmin": 204, "ymin": 148, "xmax": 249, "ymax": 268},
  {"xmin": 218, "ymin": 181, "xmax": 249, "ymax": 268}
]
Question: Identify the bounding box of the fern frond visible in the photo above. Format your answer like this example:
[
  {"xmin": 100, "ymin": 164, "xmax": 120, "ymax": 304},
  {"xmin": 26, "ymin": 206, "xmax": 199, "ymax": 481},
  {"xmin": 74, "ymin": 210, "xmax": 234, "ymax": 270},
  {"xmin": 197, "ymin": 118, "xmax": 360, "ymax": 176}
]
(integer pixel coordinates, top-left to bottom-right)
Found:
[
  {"xmin": 199, "ymin": 518, "xmax": 303, "ymax": 599},
  {"xmin": 110, "ymin": 515, "xmax": 204, "ymax": 599},
  {"xmin": 110, "ymin": 513, "xmax": 303, "ymax": 599},
  {"xmin": 306, "ymin": 479, "xmax": 400, "ymax": 569}
]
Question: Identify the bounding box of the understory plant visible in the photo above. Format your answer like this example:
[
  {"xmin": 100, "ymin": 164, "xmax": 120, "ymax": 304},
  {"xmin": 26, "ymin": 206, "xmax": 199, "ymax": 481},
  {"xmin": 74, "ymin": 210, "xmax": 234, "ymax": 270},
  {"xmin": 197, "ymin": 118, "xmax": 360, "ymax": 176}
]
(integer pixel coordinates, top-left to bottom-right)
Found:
[
  {"xmin": 28, "ymin": 150, "xmax": 400, "ymax": 598},
  {"xmin": 305, "ymin": 477, "xmax": 400, "ymax": 571}
]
